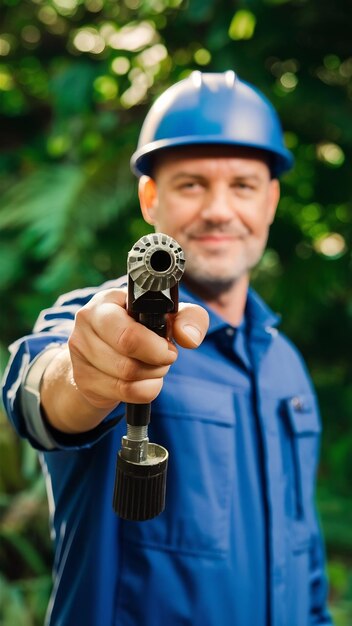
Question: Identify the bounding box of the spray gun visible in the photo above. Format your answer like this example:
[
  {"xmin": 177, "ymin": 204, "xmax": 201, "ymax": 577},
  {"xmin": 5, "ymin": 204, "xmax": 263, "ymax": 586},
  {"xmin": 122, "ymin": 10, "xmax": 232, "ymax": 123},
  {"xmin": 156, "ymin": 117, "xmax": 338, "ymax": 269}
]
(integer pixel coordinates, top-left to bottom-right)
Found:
[{"xmin": 113, "ymin": 233, "xmax": 185, "ymax": 521}]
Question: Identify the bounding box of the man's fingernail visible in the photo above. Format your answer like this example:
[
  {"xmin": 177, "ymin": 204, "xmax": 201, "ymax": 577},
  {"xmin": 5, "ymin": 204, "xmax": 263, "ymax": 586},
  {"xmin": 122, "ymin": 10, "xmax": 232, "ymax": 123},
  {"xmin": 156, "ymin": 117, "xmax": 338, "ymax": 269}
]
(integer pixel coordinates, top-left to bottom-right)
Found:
[{"xmin": 183, "ymin": 325, "xmax": 202, "ymax": 345}]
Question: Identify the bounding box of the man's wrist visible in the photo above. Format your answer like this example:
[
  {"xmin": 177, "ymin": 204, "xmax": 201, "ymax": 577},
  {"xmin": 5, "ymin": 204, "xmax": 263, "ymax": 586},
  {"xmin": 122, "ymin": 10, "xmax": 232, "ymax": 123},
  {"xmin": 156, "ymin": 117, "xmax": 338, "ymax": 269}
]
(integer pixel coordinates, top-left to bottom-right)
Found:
[
  {"xmin": 41, "ymin": 347, "xmax": 113, "ymax": 435},
  {"xmin": 20, "ymin": 345, "xmax": 66, "ymax": 449}
]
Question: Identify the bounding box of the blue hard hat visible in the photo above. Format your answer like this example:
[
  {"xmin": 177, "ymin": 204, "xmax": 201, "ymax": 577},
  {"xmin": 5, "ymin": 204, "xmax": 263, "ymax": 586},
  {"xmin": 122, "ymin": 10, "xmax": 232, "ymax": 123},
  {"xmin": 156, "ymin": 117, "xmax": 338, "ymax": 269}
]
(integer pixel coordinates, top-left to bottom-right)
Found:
[{"xmin": 131, "ymin": 71, "xmax": 294, "ymax": 178}]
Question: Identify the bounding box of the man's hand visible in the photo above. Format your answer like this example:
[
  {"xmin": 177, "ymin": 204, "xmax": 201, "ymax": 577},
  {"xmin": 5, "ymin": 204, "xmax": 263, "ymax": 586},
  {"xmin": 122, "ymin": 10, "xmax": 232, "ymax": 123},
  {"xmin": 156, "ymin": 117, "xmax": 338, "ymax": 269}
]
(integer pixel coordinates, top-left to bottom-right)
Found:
[{"xmin": 41, "ymin": 288, "xmax": 209, "ymax": 435}]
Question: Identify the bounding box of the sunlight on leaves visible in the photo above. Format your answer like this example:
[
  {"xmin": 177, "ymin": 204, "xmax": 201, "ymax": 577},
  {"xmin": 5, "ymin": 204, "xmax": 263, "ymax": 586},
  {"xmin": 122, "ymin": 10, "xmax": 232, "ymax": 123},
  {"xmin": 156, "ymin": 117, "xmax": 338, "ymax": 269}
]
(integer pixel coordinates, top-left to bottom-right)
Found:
[{"xmin": 228, "ymin": 10, "xmax": 256, "ymax": 41}]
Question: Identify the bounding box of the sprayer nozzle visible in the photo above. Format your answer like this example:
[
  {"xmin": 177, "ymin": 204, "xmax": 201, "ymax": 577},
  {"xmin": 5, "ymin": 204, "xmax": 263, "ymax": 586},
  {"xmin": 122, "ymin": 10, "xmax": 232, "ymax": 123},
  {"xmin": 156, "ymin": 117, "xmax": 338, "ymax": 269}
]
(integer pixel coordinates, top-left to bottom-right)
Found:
[{"xmin": 113, "ymin": 443, "xmax": 168, "ymax": 521}]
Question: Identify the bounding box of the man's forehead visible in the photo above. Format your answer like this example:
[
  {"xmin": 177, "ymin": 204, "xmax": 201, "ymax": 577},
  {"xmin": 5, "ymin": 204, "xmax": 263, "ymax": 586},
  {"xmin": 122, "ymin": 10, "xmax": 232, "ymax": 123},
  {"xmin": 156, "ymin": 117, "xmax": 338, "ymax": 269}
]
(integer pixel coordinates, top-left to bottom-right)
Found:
[{"xmin": 153, "ymin": 144, "xmax": 272, "ymax": 177}]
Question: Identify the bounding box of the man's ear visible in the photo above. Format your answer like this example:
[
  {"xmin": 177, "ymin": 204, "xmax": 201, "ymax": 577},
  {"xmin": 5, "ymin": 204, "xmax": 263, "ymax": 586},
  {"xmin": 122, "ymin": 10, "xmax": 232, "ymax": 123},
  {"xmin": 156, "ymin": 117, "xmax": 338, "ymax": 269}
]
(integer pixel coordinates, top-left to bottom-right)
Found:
[
  {"xmin": 138, "ymin": 176, "xmax": 158, "ymax": 225},
  {"xmin": 268, "ymin": 179, "xmax": 280, "ymax": 225}
]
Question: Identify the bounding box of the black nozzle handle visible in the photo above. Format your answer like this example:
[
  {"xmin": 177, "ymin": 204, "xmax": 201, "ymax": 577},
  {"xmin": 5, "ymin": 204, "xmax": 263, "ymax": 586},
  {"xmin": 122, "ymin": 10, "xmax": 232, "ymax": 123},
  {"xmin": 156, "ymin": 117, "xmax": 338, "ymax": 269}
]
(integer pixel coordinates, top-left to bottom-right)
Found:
[{"xmin": 113, "ymin": 444, "xmax": 168, "ymax": 521}]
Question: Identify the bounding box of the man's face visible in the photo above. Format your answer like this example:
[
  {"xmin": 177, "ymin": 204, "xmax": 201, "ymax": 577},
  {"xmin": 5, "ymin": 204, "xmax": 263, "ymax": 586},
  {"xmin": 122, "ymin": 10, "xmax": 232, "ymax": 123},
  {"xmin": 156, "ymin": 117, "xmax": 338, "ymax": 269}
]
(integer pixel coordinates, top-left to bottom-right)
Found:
[{"xmin": 139, "ymin": 146, "xmax": 280, "ymax": 296}]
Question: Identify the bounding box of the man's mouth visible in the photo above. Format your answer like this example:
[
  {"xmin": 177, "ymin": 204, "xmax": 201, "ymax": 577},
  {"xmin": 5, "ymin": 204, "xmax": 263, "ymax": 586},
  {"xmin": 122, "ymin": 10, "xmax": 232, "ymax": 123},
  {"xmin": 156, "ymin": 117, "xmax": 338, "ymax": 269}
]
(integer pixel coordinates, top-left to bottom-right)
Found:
[
  {"xmin": 189, "ymin": 233, "xmax": 245, "ymax": 245},
  {"xmin": 193, "ymin": 234, "xmax": 236, "ymax": 241}
]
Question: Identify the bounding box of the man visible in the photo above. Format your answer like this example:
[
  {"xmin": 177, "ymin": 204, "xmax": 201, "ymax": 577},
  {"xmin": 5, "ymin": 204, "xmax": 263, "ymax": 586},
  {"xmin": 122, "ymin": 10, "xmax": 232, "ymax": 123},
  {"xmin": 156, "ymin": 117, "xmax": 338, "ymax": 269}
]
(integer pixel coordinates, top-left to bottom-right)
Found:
[{"xmin": 2, "ymin": 71, "xmax": 332, "ymax": 625}]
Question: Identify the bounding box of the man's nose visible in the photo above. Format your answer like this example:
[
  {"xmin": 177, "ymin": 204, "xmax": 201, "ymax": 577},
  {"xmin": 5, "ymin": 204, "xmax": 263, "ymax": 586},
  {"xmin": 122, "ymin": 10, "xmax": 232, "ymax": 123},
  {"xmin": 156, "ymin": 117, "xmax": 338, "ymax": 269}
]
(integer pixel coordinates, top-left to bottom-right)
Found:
[{"xmin": 200, "ymin": 187, "xmax": 234, "ymax": 223}]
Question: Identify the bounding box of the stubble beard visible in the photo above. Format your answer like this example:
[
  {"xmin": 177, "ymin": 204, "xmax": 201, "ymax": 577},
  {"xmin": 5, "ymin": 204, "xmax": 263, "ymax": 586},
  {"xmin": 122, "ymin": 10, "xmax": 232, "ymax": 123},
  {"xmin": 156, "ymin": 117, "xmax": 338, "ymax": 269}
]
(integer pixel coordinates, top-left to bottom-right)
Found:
[{"xmin": 182, "ymin": 243, "xmax": 265, "ymax": 299}]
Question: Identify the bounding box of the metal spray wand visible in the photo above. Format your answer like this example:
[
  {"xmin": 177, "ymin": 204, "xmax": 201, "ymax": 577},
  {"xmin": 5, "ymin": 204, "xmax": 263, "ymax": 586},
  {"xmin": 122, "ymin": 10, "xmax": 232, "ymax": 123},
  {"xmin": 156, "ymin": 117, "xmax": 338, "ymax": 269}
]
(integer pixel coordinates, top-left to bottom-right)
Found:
[{"xmin": 113, "ymin": 233, "xmax": 185, "ymax": 521}]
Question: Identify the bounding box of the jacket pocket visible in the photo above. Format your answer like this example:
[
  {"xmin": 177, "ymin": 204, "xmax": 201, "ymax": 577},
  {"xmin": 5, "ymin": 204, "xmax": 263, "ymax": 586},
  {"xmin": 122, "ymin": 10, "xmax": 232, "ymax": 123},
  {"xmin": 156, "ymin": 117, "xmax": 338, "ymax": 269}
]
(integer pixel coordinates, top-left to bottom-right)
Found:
[
  {"xmin": 281, "ymin": 394, "xmax": 321, "ymax": 521},
  {"xmin": 121, "ymin": 375, "xmax": 236, "ymax": 557}
]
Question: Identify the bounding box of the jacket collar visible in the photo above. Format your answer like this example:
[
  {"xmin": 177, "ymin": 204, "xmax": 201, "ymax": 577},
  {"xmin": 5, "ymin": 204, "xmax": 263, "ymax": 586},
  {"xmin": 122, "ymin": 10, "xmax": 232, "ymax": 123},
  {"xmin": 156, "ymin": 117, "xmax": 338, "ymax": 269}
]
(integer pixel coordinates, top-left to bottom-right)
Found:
[
  {"xmin": 179, "ymin": 283, "xmax": 281, "ymax": 335},
  {"xmin": 246, "ymin": 287, "xmax": 281, "ymax": 333}
]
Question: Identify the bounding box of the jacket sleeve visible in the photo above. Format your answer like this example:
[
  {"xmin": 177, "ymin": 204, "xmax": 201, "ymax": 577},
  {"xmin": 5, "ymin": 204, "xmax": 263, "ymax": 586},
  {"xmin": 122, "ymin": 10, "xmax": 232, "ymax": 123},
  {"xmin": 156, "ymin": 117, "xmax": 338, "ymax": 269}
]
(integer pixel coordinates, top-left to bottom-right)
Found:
[
  {"xmin": 309, "ymin": 509, "xmax": 334, "ymax": 625},
  {"xmin": 301, "ymin": 376, "xmax": 333, "ymax": 624},
  {"xmin": 278, "ymin": 334, "xmax": 333, "ymax": 625},
  {"xmin": 2, "ymin": 280, "xmax": 126, "ymax": 452},
  {"xmin": 300, "ymin": 371, "xmax": 333, "ymax": 624}
]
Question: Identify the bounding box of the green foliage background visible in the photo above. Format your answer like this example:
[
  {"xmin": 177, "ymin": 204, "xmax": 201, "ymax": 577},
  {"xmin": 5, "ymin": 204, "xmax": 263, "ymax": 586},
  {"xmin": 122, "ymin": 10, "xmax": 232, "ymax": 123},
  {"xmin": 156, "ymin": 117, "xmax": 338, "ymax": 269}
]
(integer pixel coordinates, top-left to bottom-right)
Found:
[{"xmin": 0, "ymin": 0, "xmax": 351, "ymax": 624}]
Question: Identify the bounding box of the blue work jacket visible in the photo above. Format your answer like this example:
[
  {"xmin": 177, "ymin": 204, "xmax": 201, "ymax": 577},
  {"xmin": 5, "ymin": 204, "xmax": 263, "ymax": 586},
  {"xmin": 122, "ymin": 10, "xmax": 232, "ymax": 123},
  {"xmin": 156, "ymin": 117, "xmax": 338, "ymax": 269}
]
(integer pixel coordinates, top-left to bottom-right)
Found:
[{"xmin": 2, "ymin": 281, "xmax": 332, "ymax": 626}]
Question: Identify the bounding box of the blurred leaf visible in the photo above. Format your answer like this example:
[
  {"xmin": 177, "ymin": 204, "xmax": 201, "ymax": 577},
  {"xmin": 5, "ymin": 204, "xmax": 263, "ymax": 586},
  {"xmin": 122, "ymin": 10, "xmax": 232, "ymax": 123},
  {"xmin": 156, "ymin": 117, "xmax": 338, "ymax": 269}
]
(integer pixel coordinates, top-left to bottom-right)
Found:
[
  {"xmin": 0, "ymin": 241, "xmax": 23, "ymax": 289},
  {"xmin": 51, "ymin": 62, "xmax": 99, "ymax": 117},
  {"xmin": 318, "ymin": 489, "xmax": 352, "ymax": 553},
  {"xmin": 1, "ymin": 530, "xmax": 47, "ymax": 576},
  {"xmin": 0, "ymin": 575, "xmax": 33, "ymax": 626}
]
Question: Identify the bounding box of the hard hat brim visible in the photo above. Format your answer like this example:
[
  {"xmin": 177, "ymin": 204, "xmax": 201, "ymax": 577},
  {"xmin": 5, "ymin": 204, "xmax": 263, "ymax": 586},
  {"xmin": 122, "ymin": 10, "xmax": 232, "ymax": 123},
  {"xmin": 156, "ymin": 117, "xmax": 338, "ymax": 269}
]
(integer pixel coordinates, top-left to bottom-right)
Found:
[{"xmin": 131, "ymin": 136, "xmax": 294, "ymax": 179}]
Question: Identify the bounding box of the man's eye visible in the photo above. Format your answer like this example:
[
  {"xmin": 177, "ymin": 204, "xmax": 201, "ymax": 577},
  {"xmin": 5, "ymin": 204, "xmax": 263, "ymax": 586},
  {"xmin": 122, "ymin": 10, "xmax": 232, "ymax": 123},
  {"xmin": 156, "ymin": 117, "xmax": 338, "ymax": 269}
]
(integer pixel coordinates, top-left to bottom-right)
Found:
[
  {"xmin": 234, "ymin": 182, "xmax": 256, "ymax": 192},
  {"xmin": 178, "ymin": 181, "xmax": 202, "ymax": 191}
]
